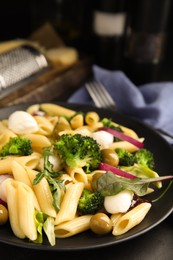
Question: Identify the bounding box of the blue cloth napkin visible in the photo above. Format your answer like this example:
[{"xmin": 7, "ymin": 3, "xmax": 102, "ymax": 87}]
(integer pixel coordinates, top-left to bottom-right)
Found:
[{"xmin": 68, "ymin": 65, "xmax": 173, "ymax": 144}]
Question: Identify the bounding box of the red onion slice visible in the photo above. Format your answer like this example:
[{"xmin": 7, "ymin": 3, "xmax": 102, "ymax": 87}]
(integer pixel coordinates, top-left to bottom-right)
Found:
[
  {"xmin": 99, "ymin": 162, "xmax": 137, "ymax": 179},
  {"xmin": 0, "ymin": 198, "xmax": 7, "ymax": 207},
  {"xmin": 100, "ymin": 127, "xmax": 144, "ymax": 149}
]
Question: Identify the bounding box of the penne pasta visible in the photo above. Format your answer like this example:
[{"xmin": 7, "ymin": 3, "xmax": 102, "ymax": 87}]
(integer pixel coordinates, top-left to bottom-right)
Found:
[
  {"xmin": 110, "ymin": 213, "xmax": 123, "ymax": 226},
  {"xmin": 74, "ymin": 125, "xmax": 92, "ymax": 136},
  {"xmin": 6, "ymin": 178, "xmax": 40, "ymax": 241},
  {"xmin": 47, "ymin": 116, "xmax": 59, "ymax": 127},
  {"xmin": 5, "ymin": 179, "xmax": 26, "ymax": 239},
  {"xmin": 119, "ymin": 126, "xmax": 140, "ymax": 139},
  {"xmin": 33, "ymin": 115, "xmax": 54, "ymax": 136},
  {"xmin": 17, "ymin": 181, "xmax": 37, "ymax": 241},
  {"xmin": 58, "ymin": 116, "xmax": 71, "ymax": 128},
  {"xmin": 55, "ymin": 182, "xmax": 84, "ymax": 225},
  {"xmin": 39, "ymin": 103, "xmax": 76, "ymax": 117},
  {"xmin": 66, "ymin": 167, "xmax": 89, "ymax": 186},
  {"xmin": 55, "ymin": 215, "xmax": 92, "ymax": 238},
  {"xmin": 22, "ymin": 134, "xmax": 51, "ymax": 154},
  {"xmin": 108, "ymin": 122, "xmax": 140, "ymax": 139},
  {"xmin": 26, "ymin": 168, "xmax": 57, "ymax": 218},
  {"xmin": 86, "ymin": 121, "xmax": 104, "ymax": 132},
  {"xmin": 0, "ymin": 175, "xmax": 13, "ymax": 202},
  {"xmin": 26, "ymin": 104, "xmax": 40, "ymax": 115},
  {"xmin": 112, "ymin": 202, "xmax": 152, "ymax": 236},
  {"xmin": 15, "ymin": 152, "xmax": 41, "ymax": 169},
  {"xmin": 26, "ymin": 103, "xmax": 75, "ymax": 117},
  {"xmin": 0, "ymin": 121, "xmax": 17, "ymax": 137},
  {"xmin": 70, "ymin": 113, "xmax": 84, "ymax": 129},
  {"xmin": 109, "ymin": 138, "xmax": 145, "ymax": 152},
  {"xmin": 0, "ymin": 157, "xmax": 13, "ymax": 175},
  {"xmin": 58, "ymin": 173, "xmax": 73, "ymax": 186},
  {"xmin": 11, "ymin": 160, "xmax": 32, "ymax": 187},
  {"xmin": 85, "ymin": 111, "xmax": 100, "ymax": 126},
  {"xmin": 0, "ymin": 153, "xmax": 40, "ymax": 176}
]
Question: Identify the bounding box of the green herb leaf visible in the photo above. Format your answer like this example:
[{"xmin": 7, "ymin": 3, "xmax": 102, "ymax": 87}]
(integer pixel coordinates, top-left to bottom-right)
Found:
[
  {"xmin": 33, "ymin": 171, "xmax": 45, "ymax": 185},
  {"xmin": 95, "ymin": 171, "xmax": 173, "ymax": 197},
  {"xmin": 95, "ymin": 172, "xmax": 148, "ymax": 196},
  {"xmin": 33, "ymin": 147, "xmax": 65, "ymax": 211}
]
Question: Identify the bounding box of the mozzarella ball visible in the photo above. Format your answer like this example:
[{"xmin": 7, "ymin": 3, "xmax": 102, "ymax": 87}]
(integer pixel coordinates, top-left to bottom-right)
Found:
[
  {"xmin": 8, "ymin": 111, "xmax": 39, "ymax": 134},
  {"xmin": 91, "ymin": 130, "xmax": 114, "ymax": 149},
  {"xmin": 49, "ymin": 155, "xmax": 62, "ymax": 171},
  {"xmin": 38, "ymin": 154, "xmax": 62, "ymax": 171},
  {"xmin": 104, "ymin": 190, "xmax": 134, "ymax": 214}
]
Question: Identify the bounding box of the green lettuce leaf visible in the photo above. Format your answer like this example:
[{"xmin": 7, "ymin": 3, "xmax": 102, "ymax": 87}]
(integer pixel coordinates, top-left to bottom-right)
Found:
[{"xmin": 34, "ymin": 210, "xmax": 55, "ymax": 246}]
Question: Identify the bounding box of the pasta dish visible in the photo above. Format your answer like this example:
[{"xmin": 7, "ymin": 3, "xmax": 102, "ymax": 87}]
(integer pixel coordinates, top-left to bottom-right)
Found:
[{"xmin": 0, "ymin": 103, "xmax": 172, "ymax": 246}]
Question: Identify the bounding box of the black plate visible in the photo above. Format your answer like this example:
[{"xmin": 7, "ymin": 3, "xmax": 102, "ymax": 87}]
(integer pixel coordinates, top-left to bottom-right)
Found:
[{"xmin": 0, "ymin": 102, "xmax": 173, "ymax": 251}]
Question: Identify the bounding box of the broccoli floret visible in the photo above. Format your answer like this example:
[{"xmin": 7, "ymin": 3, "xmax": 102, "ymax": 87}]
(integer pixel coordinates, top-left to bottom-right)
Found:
[
  {"xmin": 0, "ymin": 136, "xmax": 33, "ymax": 157},
  {"xmin": 115, "ymin": 148, "xmax": 135, "ymax": 166},
  {"xmin": 101, "ymin": 118, "xmax": 121, "ymax": 130},
  {"xmin": 134, "ymin": 148, "xmax": 155, "ymax": 169},
  {"xmin": 77, "ymin": 188, "xmax": 104, "ymax": 215},
  {"xmin": 54, "ymin": 133, "xmax": 101, "ymax": 173},
  {"xmin": 115, "ymin": 148, "xmax": 155, "ymax": 169}
]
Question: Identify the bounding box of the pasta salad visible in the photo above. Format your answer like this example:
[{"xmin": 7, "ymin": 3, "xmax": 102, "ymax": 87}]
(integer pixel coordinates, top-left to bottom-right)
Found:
[{"xmin": 0, "ymin": 103, "xmax": 172, "ymax": 246}]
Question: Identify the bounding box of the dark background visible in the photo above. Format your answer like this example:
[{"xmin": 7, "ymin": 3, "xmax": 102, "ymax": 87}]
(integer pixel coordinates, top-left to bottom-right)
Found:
[{"xmin": 0, "ymin": 0, "xmax": 173, "ymax": 84}]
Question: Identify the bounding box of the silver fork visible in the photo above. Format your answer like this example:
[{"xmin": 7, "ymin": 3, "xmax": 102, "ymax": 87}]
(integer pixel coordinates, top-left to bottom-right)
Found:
[
  {"xmin": 85, "ymin": 80, "xmax": 117, "ymax": 111},
  {"xmin": 85, "ymin": 80, "xmax": 173, "ymax": 140}
]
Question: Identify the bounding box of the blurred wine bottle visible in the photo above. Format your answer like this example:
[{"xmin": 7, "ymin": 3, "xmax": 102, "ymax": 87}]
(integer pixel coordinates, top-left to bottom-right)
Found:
[
  {"xmin": 52, "ymin": 0, "xmax": 93, "ymax": 52},
  {"xmin": 123, "ymin": 0, "xmax": 171, "ymax": 85},
  {"xmin": 92, "ymin": 0, "xmax": 129, "ymax": 70}
]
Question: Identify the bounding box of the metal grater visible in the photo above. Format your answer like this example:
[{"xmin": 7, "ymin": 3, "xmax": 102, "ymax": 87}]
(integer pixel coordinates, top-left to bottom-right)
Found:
[{"xmin": 0, "ymin": 44, "xmax": 49, "ymax": 99}]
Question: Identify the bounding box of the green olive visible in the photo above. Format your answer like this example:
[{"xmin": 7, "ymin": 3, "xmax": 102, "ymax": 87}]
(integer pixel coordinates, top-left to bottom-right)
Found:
[
  {"xmin": 91, "ymin": 171, "xmax": 104, "ymax": 190},
  {"xmin": 92, "ymin": 172, "xmax": 104, "ymax": 182},
  {"xmin": 90, "ymin": 213, "xmax": 112, "ymax": 235},
  {"xmin": 0, "ymin": 204, "xmax": 8, "ymax": 225},
  {"xmin": 101, "ymin": 149, "xmax": 119, "ymax": 166}
]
